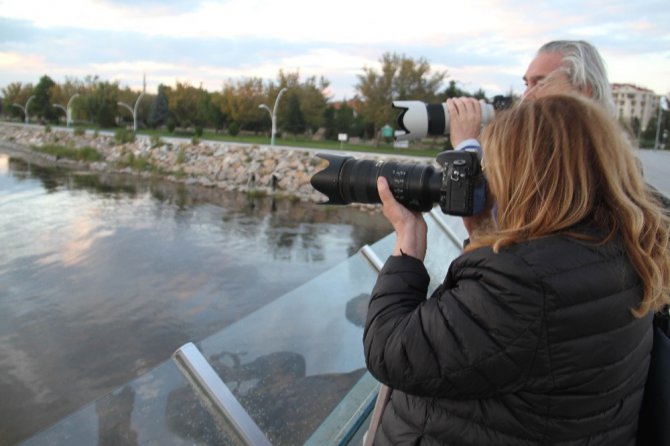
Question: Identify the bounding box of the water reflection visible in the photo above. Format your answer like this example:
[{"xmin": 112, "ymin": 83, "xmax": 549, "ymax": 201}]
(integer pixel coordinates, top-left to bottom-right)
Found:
[
  {"xmin": 0, "ymin": 151, "xmax": 391, "ymax": 446},
  {"xmin": 165, "ymin": 350, "xmax": 366, "ymax": 445},
  {"xmin": 96, "ymin": 386, "xmax": 139, "ymax": 446}
]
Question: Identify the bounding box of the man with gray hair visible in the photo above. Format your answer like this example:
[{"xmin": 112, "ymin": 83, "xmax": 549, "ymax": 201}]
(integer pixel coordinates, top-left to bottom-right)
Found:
[
  {"xmin": 448, "ymin": 39, "xmax": 669, "ymax": 225},
  {"xmin": 449, "ymin": 40, "xmax": 615, "ymax": 149},
  {"xmin": 522, "ymin": 40, "xmax": 616, "ymax": 114}
]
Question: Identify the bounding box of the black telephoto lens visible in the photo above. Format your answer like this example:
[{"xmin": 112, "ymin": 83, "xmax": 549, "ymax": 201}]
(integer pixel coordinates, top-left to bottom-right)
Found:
[{"xmin": 310, "ymin": 153, "xmax": 442, "ymax": 212}]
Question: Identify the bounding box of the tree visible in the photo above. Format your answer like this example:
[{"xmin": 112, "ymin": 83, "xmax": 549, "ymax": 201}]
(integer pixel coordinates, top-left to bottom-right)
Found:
[
  {"xmin": 443, "ymin": 80, "xmax": 488, "ymax": 100},
  {"xmin": 355, "ymin": 53, "xmax": 446, "ymax": 145},
  {"xmin": 324, "ymin": 100, "xmax": 364, "ymax": 140},
  {"xmin": 209, "ymin": 92, "xmax": 228, "ymax": 132},
  {"xmin": 81, "ymin": 79, "xmax": 119, "ymax": 128},
  {"xmin": 54, "ymin": 77, "xmax": 86, "ymax": 123},
  {"xmin": 167, "ymin": 81, "xmax": 199, "ymax": 129},
  {"xmin": 2, "ymin": 82, "xmax": 34, "ymax": 120},
  {"xmin": 271, "ymin": 70, "xmax": 329, "ymax": 134},
  {"xmin": 32, "ymin": 75, "xmax": 58, "ymax": 122},
  {"xmin": 148, "ymin": 84, "xmax": 170, "ymax": 129},
  {"xmin": 284, "ymin": 92, "xmax": 306, "ymax": 136},
  {"xmin": 220, "ymin": 78, "xmax": 266, "ymax": 133}
]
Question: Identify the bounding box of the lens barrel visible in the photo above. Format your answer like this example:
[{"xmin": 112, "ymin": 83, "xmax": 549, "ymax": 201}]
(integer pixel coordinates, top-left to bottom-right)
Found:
[
  {"xmin": 392, "ymin": 100, "xmax": 495, "ymax": 141},
  {"xmin": 310, "ymin": 154, "xmax": 442, "ymax": 212}
]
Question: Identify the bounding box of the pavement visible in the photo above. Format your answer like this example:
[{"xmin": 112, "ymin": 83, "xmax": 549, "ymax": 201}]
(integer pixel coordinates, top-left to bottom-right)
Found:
[{"xmin": 636, "ymin": 149, "xmax": 670, "ymax": 198}]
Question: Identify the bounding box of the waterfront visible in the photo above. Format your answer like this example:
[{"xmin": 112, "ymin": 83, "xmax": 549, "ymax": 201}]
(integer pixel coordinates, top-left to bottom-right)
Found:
[{"xmin": 0, "ymin": 151, "xmax": 391, "ymax": 445}]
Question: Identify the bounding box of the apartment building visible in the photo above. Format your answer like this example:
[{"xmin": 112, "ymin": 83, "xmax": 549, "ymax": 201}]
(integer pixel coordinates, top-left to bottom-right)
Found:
[{"xmin": 612, "ymin": 83, "xmax": 660, "ymax": 130}]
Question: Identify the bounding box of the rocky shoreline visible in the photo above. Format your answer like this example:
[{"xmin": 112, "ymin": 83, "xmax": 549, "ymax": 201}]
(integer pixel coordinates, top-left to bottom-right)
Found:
[{"xmin": 0, "ymin": 123, "xmax": 427, "ymax": 206}]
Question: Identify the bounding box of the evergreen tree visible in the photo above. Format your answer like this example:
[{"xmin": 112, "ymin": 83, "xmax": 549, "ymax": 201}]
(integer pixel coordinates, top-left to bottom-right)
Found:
[
  {"xmin": 33, "ymin": 75, "xmax": 57, "ymax": 122},
  {"xmin": 148, "ymin": 85, "xmax": 170, "ymax": 129},
  {"xmin": 284, "ymin": 93, "xmax": 306, "ymax": 136}
]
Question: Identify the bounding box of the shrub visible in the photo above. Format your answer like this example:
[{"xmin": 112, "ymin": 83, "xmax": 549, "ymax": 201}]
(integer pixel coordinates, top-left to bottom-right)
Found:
[
  {"xmin": 150, "ymin": 135, "xmax": 163, "ymax": 148},
  {"xmin": 73, "ymin": 127, "xmax": 85, "ymax": 136},
  {"xmin": 32, "ymin": 144, "xmax": 103, "ymax": 162},
  {"xmin": 78, "ymin": 147, "xmax": 104, "ymax": 161},
  {"xmin": 176, "ymin": 147, "xmax": 186, "ymax": 164},
  {"xmin": 167, "ymin": 118, "xmax": 176, "ymax": 134},
  {"xmin": 228, "ymin": 122, "xmax": 240, "ymax": 137},
  {"xmin": 115, "ymin": 128, "xmax": 136, "ymax": 144}
]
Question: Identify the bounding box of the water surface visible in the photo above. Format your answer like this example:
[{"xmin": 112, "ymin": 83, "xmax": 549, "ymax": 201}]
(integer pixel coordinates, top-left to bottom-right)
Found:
[{"xmin": 0, "ymin": 151, "xmax": 391, "ymax": 445}]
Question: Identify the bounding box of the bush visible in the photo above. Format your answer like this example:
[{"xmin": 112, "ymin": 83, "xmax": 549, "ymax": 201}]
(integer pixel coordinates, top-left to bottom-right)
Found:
[
  {"xmin": 73, "ymin": 127, "xmax": 85, "ymax": 136},
  {"xmin": 118, "ymin": 152, "xmax": 153, "ymax": 172},
  {"xmin": 33, "ymin": 144, "xmax": 103, "ymax": 162},
  {"xmin": 228, "ymin": 122, "xmax": 240, "ymax": 137},
  {"xmin": 195, "ymin": 125, "xmax": 204, "ymax": 137},
  {"xmin": 150, "ymin": 135, "xmax": 164, "ymax": 148},
  {"xmin": 115, "ymin": 128, "xmax": 136, "ymax": 144},
  {"xmin": 167, "ymin": 118, "xmax": 176, "ymax": 134},
  {"xmin": 176, "ymin": 147, "xmax": 186, "ymax": 164}
]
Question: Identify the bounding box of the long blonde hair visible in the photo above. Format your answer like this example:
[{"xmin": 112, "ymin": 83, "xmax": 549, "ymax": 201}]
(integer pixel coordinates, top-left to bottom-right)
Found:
[{"xmin": 471, "ymin": 94, "xmax": 670, "ymax": 316}]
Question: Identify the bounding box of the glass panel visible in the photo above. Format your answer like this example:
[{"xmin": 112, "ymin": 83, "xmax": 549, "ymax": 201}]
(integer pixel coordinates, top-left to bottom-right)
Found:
[
  {"xmin": 19, "ymin": 207, "xmax": 467, "ymax": 446},
  {"xmin": 197, "ymin": 251, "xmax": 382, "ymax": 445},
  {"xmin": 20, "ymin": 359, "xmax": 238, "ymax": 446},
  {"xmin": 424, "ymin": 212, "xmax": 466, "ymax": 293}
]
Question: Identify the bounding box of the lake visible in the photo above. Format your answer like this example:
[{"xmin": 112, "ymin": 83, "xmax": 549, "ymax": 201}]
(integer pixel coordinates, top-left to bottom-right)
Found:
[{"xmin": 0, "ymin": 150, "xmax": 391, "ymax": 445}]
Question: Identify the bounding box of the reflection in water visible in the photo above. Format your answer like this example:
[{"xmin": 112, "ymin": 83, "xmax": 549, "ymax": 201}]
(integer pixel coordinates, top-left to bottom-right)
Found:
[
  {"xmin": 95, "ymin": 386, "xmax": 138, "ymax": 446},
  {"xmin": 166, "ymin": 351, "xmax": 365, "ymax": 446},
  {"xmin": 0, "ymin": 151, "xmax": 391, "ymax": 446},
  {"xmin": 346, "ymin": 293, "xmax": 371, "ymax": 328}
]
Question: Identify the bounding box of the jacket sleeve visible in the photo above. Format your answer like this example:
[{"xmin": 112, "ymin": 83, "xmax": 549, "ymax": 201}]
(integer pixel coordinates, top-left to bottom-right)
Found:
[{"xmin": 363, "ymin": 248, "xmax": 545, "ymax": 399}]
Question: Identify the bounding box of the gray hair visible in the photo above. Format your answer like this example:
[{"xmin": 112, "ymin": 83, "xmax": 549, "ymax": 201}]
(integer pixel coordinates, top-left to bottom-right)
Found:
[{"xmin": 538, "ymin": 40, "xmax": 616, "ymax": 115}]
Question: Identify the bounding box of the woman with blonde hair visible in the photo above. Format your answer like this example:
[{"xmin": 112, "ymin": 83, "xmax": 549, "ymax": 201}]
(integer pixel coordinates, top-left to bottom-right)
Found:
[{"xmin": 364, "ymin": 94, "xmax": 670, "ymax": 445}]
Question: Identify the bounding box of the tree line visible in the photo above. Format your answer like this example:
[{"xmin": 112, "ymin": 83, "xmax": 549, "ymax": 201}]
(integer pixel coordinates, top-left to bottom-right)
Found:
[{"xmin": 0, "ymin": 52, "xmax": 509, "ymax": 144}]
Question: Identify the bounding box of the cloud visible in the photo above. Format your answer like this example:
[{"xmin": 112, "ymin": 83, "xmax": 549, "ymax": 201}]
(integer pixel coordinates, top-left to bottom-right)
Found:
[{"xmin": 0, "ymin": 0, "xmax": 669, "ymax": 98}]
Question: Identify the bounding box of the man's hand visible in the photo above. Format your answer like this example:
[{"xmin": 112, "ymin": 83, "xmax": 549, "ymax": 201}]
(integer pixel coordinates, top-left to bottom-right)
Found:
[{"xmin": 447, "ymin": 97, "xmax": 482, "ymax": 148}]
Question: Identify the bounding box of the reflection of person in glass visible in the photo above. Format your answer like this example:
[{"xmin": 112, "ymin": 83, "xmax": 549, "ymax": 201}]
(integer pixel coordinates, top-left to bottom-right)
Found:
[{"xmin": 363, "ymin": 95, "xmax": 670, "ymax": 444}]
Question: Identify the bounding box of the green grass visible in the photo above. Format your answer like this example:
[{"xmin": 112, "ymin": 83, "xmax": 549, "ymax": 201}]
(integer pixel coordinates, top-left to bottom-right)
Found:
[
  {"xmin": 139, "ymin": 128, "xmax": 443, "ymax": 158},
  {"xmin": 33, "ymin": 144, "xmax": 104, "ymax": 162},
  {"xmin": 21, "ymin": 122, "xmax": 446, "ymax": 159}
]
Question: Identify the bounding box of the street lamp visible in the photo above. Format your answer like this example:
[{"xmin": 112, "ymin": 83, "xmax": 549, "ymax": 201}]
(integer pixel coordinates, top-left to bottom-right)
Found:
[
  {"xmin": 53, "ymin": 104, "xmax": 67, "ymax": 124},
  {"xmin": 117, "ymin": 92, "xmax": 145, "ymax": 132},
  {"xmin": 258, "ymin": 87, "xmax": 288, "ymax": 147},
  {"xmin": 654, "ymin": 96, "xmax": 668, "ymax": 150},
  {"xmin": 12, "ymin": 95, "xmax": 36, "ymax": 123},
  {"xmin": 64, "ymin": 93, "xmax": 80, "ymax": 127}
]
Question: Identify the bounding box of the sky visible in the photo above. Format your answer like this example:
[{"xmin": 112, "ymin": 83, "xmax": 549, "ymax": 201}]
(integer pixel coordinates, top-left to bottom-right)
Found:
[{"xmin": 0, "ymin": 0, "xmax": 669, "ymax": 101}]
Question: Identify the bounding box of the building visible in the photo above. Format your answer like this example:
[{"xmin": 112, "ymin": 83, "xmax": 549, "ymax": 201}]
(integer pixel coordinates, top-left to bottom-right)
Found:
[{"xmin": 612, "ymin": 83, "xmax": 660, "ymax": 130}]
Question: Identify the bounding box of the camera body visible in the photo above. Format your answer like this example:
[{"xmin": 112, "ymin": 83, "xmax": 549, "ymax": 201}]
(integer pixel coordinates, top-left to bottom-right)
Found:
[
  {"xmin": 436, "ymin": 150, "xmax": 486, "ymax": 216},
  {"xmin": 309, "ymin": 149, "xmax": 486, "ymax": 216}
]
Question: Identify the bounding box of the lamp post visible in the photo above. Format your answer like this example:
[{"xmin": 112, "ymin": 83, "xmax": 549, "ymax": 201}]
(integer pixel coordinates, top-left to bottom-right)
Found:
[
  {"xmin": 117, "ymin": 92, "xmax": 145, "ymax": 132},
  {"xmin": 654, "ymin": 96, "xmax": 668, "ymax": 150},
  {"xmin": 12, "ymin": 95, "xmax": 35, "ymax": 123},
  {"xmin": 258, "ymin": 87, "xmax": 287, "ymax": 147},
  {"xmin": 53, "ymin": 104, "xmax": 67, "ymax": 125},
  {"xmin": 65, "ymin": 93, "xmax": 80, "ymax": 127}
]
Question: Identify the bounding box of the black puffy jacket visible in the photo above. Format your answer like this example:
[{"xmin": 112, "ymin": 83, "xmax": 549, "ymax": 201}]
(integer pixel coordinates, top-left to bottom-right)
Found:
[{"xmin": 364, "ymin": 232, "xmax": 652, "ymax": 445}]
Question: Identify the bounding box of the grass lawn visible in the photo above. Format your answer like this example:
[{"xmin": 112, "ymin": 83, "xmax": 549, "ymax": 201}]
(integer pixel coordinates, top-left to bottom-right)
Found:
[{"xmin": 138, "ymin": 128, "xmax": 446, "ymax": 158}]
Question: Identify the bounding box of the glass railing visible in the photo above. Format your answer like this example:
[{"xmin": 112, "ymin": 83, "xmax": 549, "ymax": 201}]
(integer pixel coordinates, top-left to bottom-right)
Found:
[{"xmin": 21, "ymin": 209, "xmax": 466, "ymax": 446}]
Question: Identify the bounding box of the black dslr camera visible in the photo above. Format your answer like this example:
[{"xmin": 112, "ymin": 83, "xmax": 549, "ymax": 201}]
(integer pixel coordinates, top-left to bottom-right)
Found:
[
  {"xmin": 309, "ymin": 149, "xmax": 486, "ymax": 216},
  {"xmin": 308, "ymin": 96, "xmax": 513, "ymax": 215}
]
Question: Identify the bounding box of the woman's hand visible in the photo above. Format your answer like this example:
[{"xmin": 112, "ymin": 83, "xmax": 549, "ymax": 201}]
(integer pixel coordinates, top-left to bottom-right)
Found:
[
  {"xmin": 447, "ymin": 97, "xmax": 482, "ymax": 148},
  {"xmin": 377, "ymin": 176, "xmax": 427, "ymax": 261}
]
